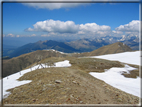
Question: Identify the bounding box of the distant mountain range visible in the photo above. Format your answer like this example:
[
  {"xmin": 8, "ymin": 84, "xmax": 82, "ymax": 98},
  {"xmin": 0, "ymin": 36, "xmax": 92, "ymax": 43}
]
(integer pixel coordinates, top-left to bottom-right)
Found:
[
  {"xmin": 99, "ymin": 34, "xmax": 139, "ymax": 50},
  {"xmin": 3, "ymin": 34, "xmax": 139, "ymax": 58},
  {"xmin": 4, "ymin": 40, "xmax": 79, "ymax": 58},
  {"xmin": 66, "ymin": 38, "xmax": 109, "ymax": 52}
]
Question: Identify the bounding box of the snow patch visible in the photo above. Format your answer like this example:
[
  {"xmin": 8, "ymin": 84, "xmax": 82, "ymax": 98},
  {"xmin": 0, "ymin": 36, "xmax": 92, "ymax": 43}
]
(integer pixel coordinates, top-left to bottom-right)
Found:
[
  {"xmin": 89, "ymin": 64, "xmax": 141, "ymax": 97},
  {"xmin": 54, "ymin": 60, "xmax": 71, "ymax": 67},
  {"xmin": 2, "ymin": 69, "xmax": 32, "ymax": 99},
  {"xmin": 1, "ymin": 60, "xmax": 71, "ymax": 100},
  {"xmin": 43, "ymin": 49, "xmax": 68, "ymax": 54}
]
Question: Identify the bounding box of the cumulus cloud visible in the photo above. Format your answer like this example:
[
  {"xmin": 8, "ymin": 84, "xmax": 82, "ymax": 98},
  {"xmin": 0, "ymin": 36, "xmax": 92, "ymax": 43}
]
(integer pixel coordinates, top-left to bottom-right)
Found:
[
  {"xmin": 26, "ymin": 19, "xmax": 80, "ymax": 33},
  {"xmin": 79, "ymin": 23, "xmax": 111, "ymax": 33},
  {"xmin": 26, "ymin": 19, "xmax": 111, "ymax": 36},
  {"xmin": 115, "ymin": 20, "xmax": 140, "ymax": 32}
]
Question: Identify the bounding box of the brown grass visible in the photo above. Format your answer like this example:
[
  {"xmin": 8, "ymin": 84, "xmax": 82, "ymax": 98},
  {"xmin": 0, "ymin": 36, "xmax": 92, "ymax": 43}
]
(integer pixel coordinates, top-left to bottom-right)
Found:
[{"xmin": 69, "ymin": 58, "xmax": 124, "ymax": 73}]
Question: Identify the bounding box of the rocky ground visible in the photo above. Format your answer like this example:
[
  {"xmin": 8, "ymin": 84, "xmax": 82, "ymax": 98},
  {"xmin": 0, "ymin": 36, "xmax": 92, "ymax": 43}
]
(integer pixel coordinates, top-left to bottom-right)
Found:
[{"xmin": 2, "ymin": 57, "xmax": 141, "ymax": 105}]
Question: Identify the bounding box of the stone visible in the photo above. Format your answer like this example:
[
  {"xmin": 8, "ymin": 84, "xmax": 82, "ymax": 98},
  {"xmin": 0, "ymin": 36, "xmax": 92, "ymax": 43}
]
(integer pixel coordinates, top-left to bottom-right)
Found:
[
  {"xmin": 72, "ymin": 81, "xmax": 77, "ymax": 84},
  {"xmin": 70, "ymin": 94, "xmax": 74, "ymax": 98},
  {"xmin": 47, "ymin": 71, "xmax": 51, "ymax": 73},
  {"xmin": 55, "ymin": 80, "xmax": 62, "ymax": 83},
  {"xmin": 72, "ymin": 81, "xmax": 79, "ymax": 85},
  {"xmin": 118, "ymin": 98, "xmax": 122, "ymax": 102}
]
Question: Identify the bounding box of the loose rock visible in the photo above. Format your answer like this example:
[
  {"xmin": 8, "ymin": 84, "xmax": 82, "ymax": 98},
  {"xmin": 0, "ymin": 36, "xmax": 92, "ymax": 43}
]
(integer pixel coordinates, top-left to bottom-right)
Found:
[{"xmin": 55, "ymin": 80, "xmax": 62, "ymax": 84}]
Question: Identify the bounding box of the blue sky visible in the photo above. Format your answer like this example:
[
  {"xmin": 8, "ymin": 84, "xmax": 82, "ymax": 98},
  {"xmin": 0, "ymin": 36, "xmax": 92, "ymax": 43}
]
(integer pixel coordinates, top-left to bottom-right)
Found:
[{"xmin": 3, "ymin": 2, "xmax": 139, "ymax": 42}]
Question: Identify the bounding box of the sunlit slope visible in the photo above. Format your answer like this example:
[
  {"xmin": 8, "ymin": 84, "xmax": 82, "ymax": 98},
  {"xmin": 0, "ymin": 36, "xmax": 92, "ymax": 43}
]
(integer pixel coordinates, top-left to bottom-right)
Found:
[{"xmin": 80, "ymin": 42, "xmax": 132, "ymax": 56}]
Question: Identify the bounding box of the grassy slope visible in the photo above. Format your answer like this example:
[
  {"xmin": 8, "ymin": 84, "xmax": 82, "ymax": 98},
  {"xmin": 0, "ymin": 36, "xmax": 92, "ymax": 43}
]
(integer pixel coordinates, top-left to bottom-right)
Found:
[{"xmin": 3, "ymin": 50, "xmax": 67, "ymax": 78}]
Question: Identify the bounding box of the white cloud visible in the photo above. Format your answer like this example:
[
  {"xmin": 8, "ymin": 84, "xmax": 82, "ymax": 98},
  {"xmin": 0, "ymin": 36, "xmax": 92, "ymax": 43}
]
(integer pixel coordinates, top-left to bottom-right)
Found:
[
  {"xmin": 23, "ymin": 2, "xmax": 88, "ymax": 10},
  {"xmin": 96, "ymin": 31, "xmax": 111, "ymax": 35},
  {"xmin": 27, "ymin": 28, "xmax": 34, "ymax": 31},
  {"xmin": 41, "ymin": 34, "xmax": 50, "ymax": 37},
  {"xmin": 26, "ymin": 19, "xmax": 111, "ymax": 36},
  {"xmin": 77, "ymin": 31, "xmax": 85, "ymax": 34},
  {"xmin": 79, "ymin": 23, "xmax": 111, "ymax": 33},
  {"xmin": 3, "ymin": 0, "xmax": 140, "ymax": 11},
  {"xmin": 41, "ymin": 32, "xmax": 56, "ymax": 37},
  {"xmin": 112, "ymin": 30, "xmax": 123, "ymax": 34},
  {"xmin": 31, "ymin": 34, "xmax": 36, "ymax": 36},
  {"xmin": 7, "ymin": 0, "xmax": 135, "ymax": 10},
  {"xmin": 115, "ymin": 20, "xmax": 140, "ymax": 32},
  {"xmin": 4, "ymin": 0, "xmax": 90, "ymax": 10},
  {"xmin": 26, "ymin": 19, "xmax": 80, "ymax": 33},
  {"xmin": 41, "ymin": 34, "xmax": 48, "ymax": 37},
  {"xmin": 7, "ymin": 33, "xmax": 15, "ymax": 37}
]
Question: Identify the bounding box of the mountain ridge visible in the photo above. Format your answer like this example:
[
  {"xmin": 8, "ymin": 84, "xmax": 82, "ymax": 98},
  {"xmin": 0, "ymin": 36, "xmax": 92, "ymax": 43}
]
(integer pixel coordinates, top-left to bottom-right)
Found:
[
  {"xmin": 80, "ymin": 42, "xmax": 132, "ymax": 56},
  {"xmin": 3, "ymin": 42, "xmax": 132, "ymax": 78},
  {"xmin": 8, "ymin": 40, "xmax": 79, "ymax": 58}
]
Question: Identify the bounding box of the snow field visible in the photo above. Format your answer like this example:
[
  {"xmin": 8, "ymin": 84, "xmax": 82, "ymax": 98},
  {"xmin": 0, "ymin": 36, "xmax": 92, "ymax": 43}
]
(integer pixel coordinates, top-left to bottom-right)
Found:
[
  {"xmin": 89, "ymin": 51, "xmax": 141, "ymax": 98},
  {"xmin": 89, "ymin": 51, "xmax": 140, "ymax": 66}
]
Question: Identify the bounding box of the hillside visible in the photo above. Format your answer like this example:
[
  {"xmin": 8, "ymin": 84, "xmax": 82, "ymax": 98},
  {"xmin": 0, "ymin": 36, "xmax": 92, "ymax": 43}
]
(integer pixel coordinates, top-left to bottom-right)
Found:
[
  {"xmin": 79, "ymin": 42, "xmax": 132, "ymax": 56},
  {"xmin": 2, "ymin": 50, "xmax": 67, "ymax": 78}
]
